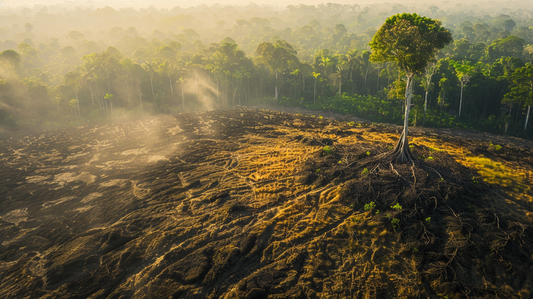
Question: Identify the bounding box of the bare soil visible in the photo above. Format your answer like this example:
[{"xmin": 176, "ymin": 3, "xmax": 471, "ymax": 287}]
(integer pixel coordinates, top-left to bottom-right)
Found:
[{"xmin": 1, "ymin": 108, "xmax": 533, "ymax": 298}]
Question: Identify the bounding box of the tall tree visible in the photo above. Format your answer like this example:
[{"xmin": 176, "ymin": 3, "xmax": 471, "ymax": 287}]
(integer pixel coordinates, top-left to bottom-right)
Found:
[
  {"xmin": 312, "ymin": 72, "xmax": 320, "ymax": 103},
  {"xmin": 64, "ymin": 71, "xmax": 83, "ymax": 115},
  {"xmin": 256, "ymin": 40, "xmax": 299, "ymax": 101},
  {"xmin": 422, "ymin": 62, "xmax": 437, "ymax": 114},
  {"xmin": 450, "ymin": 60, "xmax": 474, "ymax": 118},
  {"xmin": 370, "ymin": 13, "xmax": 452, "ymax": 163},
  {"xmin": 504, "ymin": 64, "xmax": 533, "ymax": 131}
]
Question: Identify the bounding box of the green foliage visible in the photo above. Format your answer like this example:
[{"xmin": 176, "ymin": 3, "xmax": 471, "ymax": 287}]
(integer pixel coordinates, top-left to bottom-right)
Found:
[
  {"xmin": 487, "ymin": 35, "xmax": 525, "ymax": 61},
  {"xmin": 369, "ymin": 13, "xmax": 453, "ymax": 74},
  {"xmin": 322, "ymin": 146, "xmax": 333, "ymax": 155},
  {"xmin": 361, "ymin": 168, "xmax": 369, "ymax": 176},
  {"xmin": 489, "ymin": 141, "xmax": 502, "ymax": 151},
  {"xmin": 390, "ymin": 203, "xmax": 402, "ymax": 210},
  {"xmin": 364, "ymin": 201, "xmax": 376, "ymax": 211},
  {"xmin": 391, "ymin": 218, "xmax": 400, "ymax": 228},
  {"xmin": 425, "ymin": 217, "xmax": 431, "ymax": 223}
]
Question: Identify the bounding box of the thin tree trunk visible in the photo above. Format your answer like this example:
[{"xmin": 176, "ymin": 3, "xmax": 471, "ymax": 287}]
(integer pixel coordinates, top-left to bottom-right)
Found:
[
  {"xmin": 150, "ymin": 75, "xmax": 155, "ymax": 100},
  {"xmin": 88, "ymin": 84, "xmax": 95, "ymax": 105},
  {"xmin": 137, "ymin": 79, "xmax": 143, "ymax": 111},
  {"xmin": 168, "ymin": 75, "xmax": 174, "ymax": 97},
  {"xmin": 364, "ymin": 64, "xmax": 369, "ymax": 91},
  {"xmin": 376, "ymin": 70, "xmax": 380, "ymax": 94},
  {"xmin": 275, "ymin": 72, "xmax": 278, "ymax": 101},
  {"xmin": 182, "ymin": 83, "xmax": 185, "ymax": 111},
  {"xmin": 525, "ymin": 105, "xmax": 531, "ymax": 131},
  {"xmin": 75, "ymin": 90, "xmax": 80, "ymax": 116},
  {"xmin": 424, "ymin": 90, "xmax": 429, "ymax": 114},
  {"xmin": 392, "ymin": 73, "xmax": 414, "ymax": 164},
  {"xmin": 459, "ymin": 82, "xmax": 464, "ymax": 118},
  {"xmin": 314, "ymin": 78, "xmax": 317, "ymax": 104}
]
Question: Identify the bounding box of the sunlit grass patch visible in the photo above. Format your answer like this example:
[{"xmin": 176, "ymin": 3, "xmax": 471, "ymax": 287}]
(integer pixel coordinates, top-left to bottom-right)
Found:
[
  {"xmin": 465, "ymin": 156, "xmax": 530, "ymax": 193},
  {"xmin": 410, "ymin": 136, "xmax": 533, "ymax": 201}
]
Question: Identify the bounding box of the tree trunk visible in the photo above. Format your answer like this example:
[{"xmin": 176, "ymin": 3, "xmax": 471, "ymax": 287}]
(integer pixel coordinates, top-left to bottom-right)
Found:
[
  {"xmin": 391, "ymin": 73, "xmax": 415, "ymax": 164},
  {"xmin": 424, "ymin": 90, "xmax": 428, "ymax": 114},
  {"xmin": 376, "ymin": 70, "xmax": 380, "ymax": 94},
  {"xmin": 314, "ymin": 78, "xmax": 317, "ymax": 104},
  {"xmin": 364, "ymin": 64, "xmax": 369, "ymax": 92},
  {"xmin": 75, "ymin": 90, "xmax": 80, "ymax": 116},
  {"xmin": 459, "ymin": 81, "xmax": 464, "ymax": 118},
  {"xmin": 88, "ymin": 84, "xmax": 95, "ymax": 105},
  {"xmin": 525, "ymin": 105, "xmax": 531, "ymax": 131},
  {"xmin": 275, "ymin": 72, "xmax": 278, "ymax": 101},
  {"xmin": 302, "ymin": 74, "xmax": 305, "ymax": 93},
  {"xmin": 181, "ymin": 83, "xmax": 185, "ymax": 111},
  {"xmin": 168, "ymin": 75, "xmax": 174, "ymax": 97},
  {"xmin": 150, "ymin": 75, "xmax": 155, "ymax": 101},
  {"xmin": 137, "ymin": 79, "xmax": 143, "ymax": 111}
]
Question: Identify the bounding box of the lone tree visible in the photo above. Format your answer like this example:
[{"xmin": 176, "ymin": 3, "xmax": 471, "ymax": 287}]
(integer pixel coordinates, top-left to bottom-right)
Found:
[{"xmin": 370, "ymin": 13, "xmax": 452, "ymax": 163}]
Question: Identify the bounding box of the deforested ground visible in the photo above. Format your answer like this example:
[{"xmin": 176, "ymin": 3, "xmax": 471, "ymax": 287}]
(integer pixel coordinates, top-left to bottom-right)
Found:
[{"xmin": 1, "ymin": 108, "xmax": 533, "ymax": 298}]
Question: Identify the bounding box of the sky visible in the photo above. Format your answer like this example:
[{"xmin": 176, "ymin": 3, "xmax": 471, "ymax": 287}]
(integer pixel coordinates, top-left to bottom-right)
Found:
[{"xmin": 0, "ymin": 0, "xmax": 450, "ymax": 9}]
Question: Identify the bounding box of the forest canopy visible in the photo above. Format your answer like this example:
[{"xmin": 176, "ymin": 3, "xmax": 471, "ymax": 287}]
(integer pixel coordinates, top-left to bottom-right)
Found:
[{"xmin": 1, "ymin": 2, "xmax": 533, "ymax": 138}]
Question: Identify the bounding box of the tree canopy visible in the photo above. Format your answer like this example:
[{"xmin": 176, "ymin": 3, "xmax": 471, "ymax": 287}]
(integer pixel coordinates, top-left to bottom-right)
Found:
[{"xmin": 369, "ymin": 13, "xmax": 453, "ymax": 74}]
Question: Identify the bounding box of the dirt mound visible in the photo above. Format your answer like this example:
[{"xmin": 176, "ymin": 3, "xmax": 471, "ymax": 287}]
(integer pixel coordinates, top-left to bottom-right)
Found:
[{"xmin": 1, "ymin": 109, "xmax": 532, "ymax": 298}]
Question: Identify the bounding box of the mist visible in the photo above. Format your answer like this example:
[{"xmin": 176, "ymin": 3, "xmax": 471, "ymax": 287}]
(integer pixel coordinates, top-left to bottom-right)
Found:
[{"xmin": 0, "ymin": 0, "xmax": 532, "ymax": 134}]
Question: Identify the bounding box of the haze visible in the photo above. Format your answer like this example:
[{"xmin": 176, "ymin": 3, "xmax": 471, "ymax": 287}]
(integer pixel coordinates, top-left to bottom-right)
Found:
[{"xmin": 1, "ymin": 0, "xmax": 533, "ymax": 9}]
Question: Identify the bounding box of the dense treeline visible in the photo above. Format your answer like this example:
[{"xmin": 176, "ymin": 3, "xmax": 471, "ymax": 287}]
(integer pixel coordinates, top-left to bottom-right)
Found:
[{"xmin": 0, "ymin": 2, "xmax": 533, "ymax": 138}]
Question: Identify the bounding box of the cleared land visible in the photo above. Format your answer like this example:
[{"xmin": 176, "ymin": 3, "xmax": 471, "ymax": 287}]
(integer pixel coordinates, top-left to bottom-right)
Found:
[{"xmin": 1, "ymin": 108, "xmax": 533, "ymax": 298}]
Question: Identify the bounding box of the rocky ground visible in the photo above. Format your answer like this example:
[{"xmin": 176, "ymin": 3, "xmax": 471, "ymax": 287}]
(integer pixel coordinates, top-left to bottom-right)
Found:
[{"xmin": 1, "ymin": 108, "xmax": 533, "ymax": 298}]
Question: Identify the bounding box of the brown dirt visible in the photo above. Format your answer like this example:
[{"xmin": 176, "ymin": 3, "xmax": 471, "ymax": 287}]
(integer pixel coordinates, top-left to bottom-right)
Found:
[{"xmin": 1, "ymin": 108, "xmax": 533, "ymax": 298}]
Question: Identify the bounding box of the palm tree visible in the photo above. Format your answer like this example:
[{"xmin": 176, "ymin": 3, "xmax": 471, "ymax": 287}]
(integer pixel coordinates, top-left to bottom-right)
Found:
[
  {"xmin": 346, "ymin": 49, "xmax": 358, "ymax": 81},
  {"xmin": 142, "ymin": 61, "xmax": 157, "ymax": 101},
  {"xmin": 335, "ymin": 63, "xmax": 346, "ymax": 95}
]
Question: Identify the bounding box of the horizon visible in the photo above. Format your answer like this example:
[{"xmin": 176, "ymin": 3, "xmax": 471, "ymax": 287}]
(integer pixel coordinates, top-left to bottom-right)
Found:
[{"xmin": 1, "ymin": 0, "xmax": 531, "ymax": 9}]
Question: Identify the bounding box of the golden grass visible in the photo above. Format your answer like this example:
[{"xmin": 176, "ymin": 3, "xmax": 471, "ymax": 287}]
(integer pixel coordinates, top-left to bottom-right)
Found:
[{"xmin": 411, "ymin": 135, "xmax": 533, "ymax": 202}]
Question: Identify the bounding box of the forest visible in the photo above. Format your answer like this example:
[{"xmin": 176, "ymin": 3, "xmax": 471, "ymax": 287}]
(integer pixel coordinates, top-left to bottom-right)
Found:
[{"xmin": 0, "ymin": 1, "xmax": 533, "ymax": 138}]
